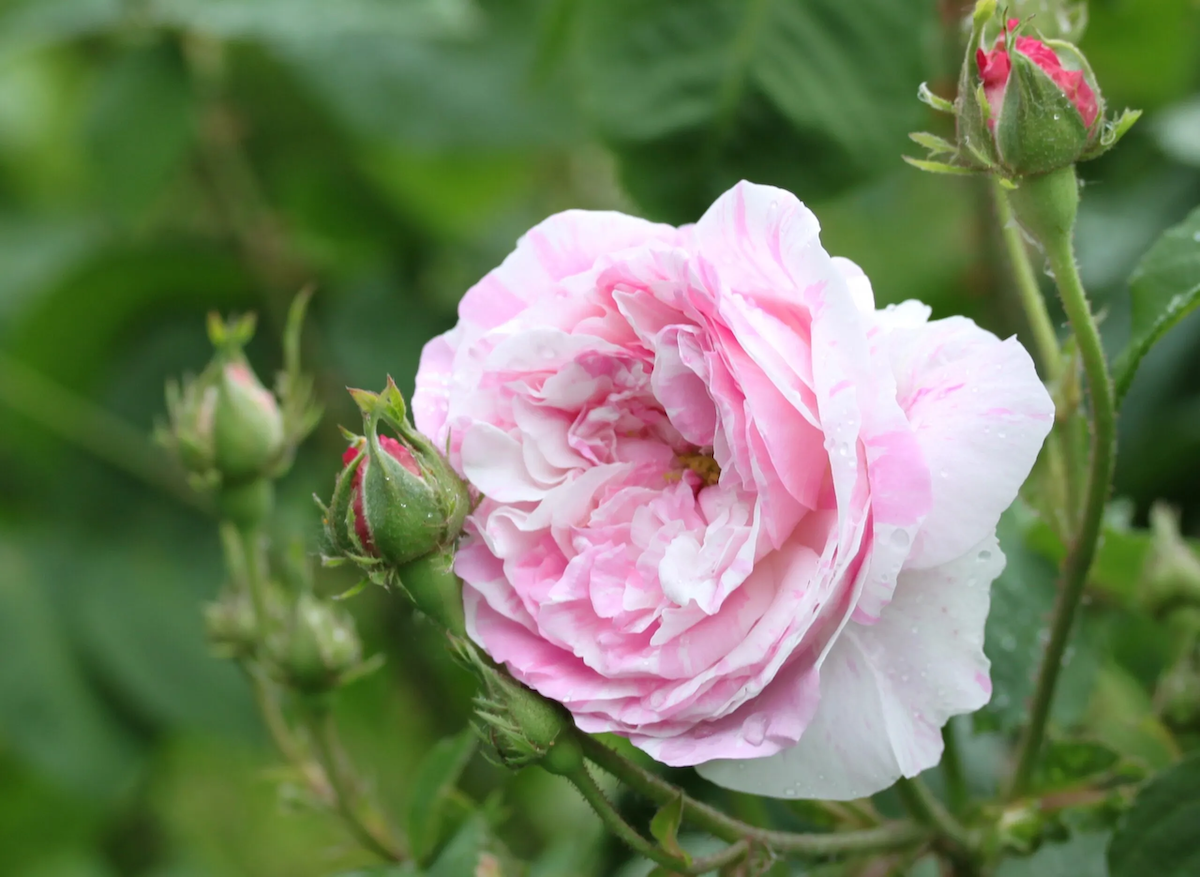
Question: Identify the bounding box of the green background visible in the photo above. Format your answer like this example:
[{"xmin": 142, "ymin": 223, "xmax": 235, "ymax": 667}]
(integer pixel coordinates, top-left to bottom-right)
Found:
[{"xmin": 0, "ymin": 0, "xmax": 1198, "ymax": 875}]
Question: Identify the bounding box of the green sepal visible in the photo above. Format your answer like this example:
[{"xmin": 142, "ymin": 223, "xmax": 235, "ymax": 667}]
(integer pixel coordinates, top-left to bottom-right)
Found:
[
  {"xmin": 917, "ymin": 82, "xmax": 955, "ymax": 114},
  {"xmin": 995, "ymin": 48, "xmax": 1091, "ymax": 176},
  {"xmin": 902, "ymin": 156, "xmax": 980, "ymax": 176}
]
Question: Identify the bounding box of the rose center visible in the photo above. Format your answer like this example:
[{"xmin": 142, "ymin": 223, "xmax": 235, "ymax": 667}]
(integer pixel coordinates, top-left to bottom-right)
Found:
[{"xmin": 674, "ymin": 450, "xmax": 721, "ymax": 487}]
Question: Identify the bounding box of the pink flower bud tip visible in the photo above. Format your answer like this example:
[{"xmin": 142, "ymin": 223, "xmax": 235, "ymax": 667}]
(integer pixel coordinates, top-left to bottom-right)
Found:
[
  {"xmin": 977, "ymin": 18, "xmax": 1098, "ymax": 128},
  {"xmin": 342, "ymin": 436, "xmax": 420, "ymax": 555}
]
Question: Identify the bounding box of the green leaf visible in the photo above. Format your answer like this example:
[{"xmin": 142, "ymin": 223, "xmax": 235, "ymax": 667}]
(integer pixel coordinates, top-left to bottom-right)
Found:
[
  {"xmin": 406, "ymin": 729, "xmax": 478, "ymax": 865},
  {"xmin": 1031, "ymin": 740, "xmax": 1121, "ymax": 793},
  {"xmin": 146, "ymin": 0, "xmax": 474, "ymax": 43},
  {"xmin": 1108, "ymin": 752, "xmax": 1200, "ymax": 877},
  {"xmin": 976, "ymin": 507, "xmax": 1101, "ymax": 735},
  {"xmin": 1113, "ymin": 204, "xmax": 1200, "ymax": 402},
  {"xmin": 0, "ymin": 541, "xmax": 140, "ymax": 799},
  {"xmin": 649, "ymin": 792, "xmax": 689, "ymax": 864},
  {"xmin": 426, "ymin": 813, "xmax": 491, "ymax": 877},
  {"xmin": 996, "ymin": 832, "xmax": 1110, "ymax": 877},
  {"xmin": 571, "ymin": 0, "xmax": 932, "ymax": 221},
  {"xmin": 83, "ymin": 44, "xmax": 196, "ymax": 222}
]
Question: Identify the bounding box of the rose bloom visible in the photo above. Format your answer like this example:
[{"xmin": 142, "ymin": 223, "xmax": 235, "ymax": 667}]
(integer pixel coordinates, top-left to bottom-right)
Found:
[{"xmin": 413, "ymin": 181, "xmax": 1052, "ymax": 799}]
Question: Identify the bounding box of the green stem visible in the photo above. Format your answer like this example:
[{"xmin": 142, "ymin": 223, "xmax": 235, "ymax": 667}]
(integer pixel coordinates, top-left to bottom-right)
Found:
[
  {"xmin": 941, "ymin": 722, "xmax": 968, "ymax": 815},
  {"xmin": 238, "ymin": 526, "xmax": 270, "ymax": 641},
  {"xmin": 1006, "ymin": 169, "xmax": 1117, "ymax": 798},
  {"xmin": 306, "ymin": 704, "xmax": 407, "ymax": 862},
  {"xmin": 566, "ymin": 765, "xmax": 744, "ymax": 874},
  {"xmin": 893, "ymin": 778, "xmax": 974, "ymax": 858},
  {"xmin": 576, "ymin": 734, "xmax": 928, "ymax": 858},
  {"xmin": 0, "ymin": 351, "xmax": 204, "ymax": 511},
  {"xmin": 992, "ymin": 179, "xmax": 1062, "ymax": 383}
]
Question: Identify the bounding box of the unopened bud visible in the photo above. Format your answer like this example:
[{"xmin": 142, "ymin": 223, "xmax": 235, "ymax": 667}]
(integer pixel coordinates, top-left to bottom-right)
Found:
[
  {"xmin": 1142, "ymin": 504, "xmax": 1200, "ymax": 615},
  {"xmin": 204, "ymin": 591, "xmax": 258, "ymax": 659},
  {"xmin": 320, "ymin": 378, "xmax": 471, "ymax": 588},
  {"xmin": 267, "ymin": 594, "xmax": 364, "ymax": 694},
  {"xmin": 908, "ymin": 5, "xmax": 1139, "ymax": 181},
  {"xmin": 456, "ymin": 638, "xmax": 576, "ymax": 773},
  {"xmin": 213, "ymin": 360, "xmax": 285, "ymax": 483}
]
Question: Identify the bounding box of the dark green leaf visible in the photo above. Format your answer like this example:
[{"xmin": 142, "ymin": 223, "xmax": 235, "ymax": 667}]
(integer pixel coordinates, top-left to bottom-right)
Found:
[
  {"xmin": 996, "ymin": 832, "xmax": 1110, "ymax": 877},
  {"xmin": 406, "ymin": 729, "xmax": 478, "ymax": 865},
  {"xmin": 1108, "ymin": 752, "xmax": 1200, "ymax": 877},
  {"xmin": 0, "ymin": 541, "xmax": 140, "ymax": 799},
  {"xmin": 571, "ymin": 0, "xmax": 932, "ymax": 221},
  {"xmin": 1114, "ymin": 204, "xmax": 1200, "ymax": 402},
  {"xmin": 84, "ymin": 44, "xmax": 196, "ymax": 221}
]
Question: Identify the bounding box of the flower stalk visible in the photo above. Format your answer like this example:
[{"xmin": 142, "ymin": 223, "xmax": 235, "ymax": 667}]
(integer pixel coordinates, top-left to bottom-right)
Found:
[
  {"xmin": 576, "ymin": 733, "xmax": 929, "ymax": 859},
  {"xmin": 1005, "ymin": 166, "xmax": 1117, "ymax": 797}
]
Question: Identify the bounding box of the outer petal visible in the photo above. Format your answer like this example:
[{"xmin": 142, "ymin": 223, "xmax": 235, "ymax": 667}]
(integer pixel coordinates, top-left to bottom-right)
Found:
[
  {"xmin": 413, "ymin": 210, "xmax": 676, "ymax": 441},
  {"xmin": 697, "ymin": 534, "xmax": 1002, "ymax": 800},
  {"xmin": 889, "ymin": 317, "xmax": 1054, "ymax": 569}
]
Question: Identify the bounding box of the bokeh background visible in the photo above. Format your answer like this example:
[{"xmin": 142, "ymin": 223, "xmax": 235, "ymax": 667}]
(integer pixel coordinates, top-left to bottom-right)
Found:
[{"xmin": 1, "ymin": 0, "xmax": 1198, "ymax": 875}]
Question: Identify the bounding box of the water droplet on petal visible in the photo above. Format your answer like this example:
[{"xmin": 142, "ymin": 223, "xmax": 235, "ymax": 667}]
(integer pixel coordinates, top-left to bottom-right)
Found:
[{"xmin": 890, "ymin": 529, "xmax": 912, "ymax": 549}]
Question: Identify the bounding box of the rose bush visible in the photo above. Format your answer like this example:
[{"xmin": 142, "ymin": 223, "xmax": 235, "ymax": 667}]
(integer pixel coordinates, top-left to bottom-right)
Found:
[{"xmin": 412, "ymin": 181, "xmax": 1053, "ymax": 800}]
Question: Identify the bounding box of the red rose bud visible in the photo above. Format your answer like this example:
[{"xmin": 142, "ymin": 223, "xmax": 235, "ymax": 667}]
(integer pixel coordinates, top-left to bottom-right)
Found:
[
  {"xmin": 342, "ymin": 436, "xmax": 422, "ymax": 556},
  {"xmin": 321, "ymin": 379, "xmax": 471, "ymax": 573},
  {"xmin": 908, "ymin": 2, "xmax": 1139, "ymax": 180}
]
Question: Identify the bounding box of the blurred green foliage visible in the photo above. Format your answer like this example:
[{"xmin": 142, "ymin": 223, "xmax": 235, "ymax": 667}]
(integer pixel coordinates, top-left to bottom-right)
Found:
[{"xmin": 0, "ymin": 0, "xmax": 1198, "ymax": 875}]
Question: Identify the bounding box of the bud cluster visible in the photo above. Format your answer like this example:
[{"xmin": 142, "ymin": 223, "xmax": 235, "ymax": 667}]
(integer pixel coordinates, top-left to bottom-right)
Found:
[
  {"xmin": 907, "ymin": 1, "xmax": 1139, "ymax": 181},
  {"xmin": 158, "ymin": 296, "xmax": 321, "ymax": 529}
]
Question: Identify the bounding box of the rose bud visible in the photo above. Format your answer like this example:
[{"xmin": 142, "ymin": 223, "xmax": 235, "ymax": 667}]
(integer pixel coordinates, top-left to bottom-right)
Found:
[
  {"xmin": 323, "ymin": 380, "xmax": 470, "ymax": 570},
  {"xmin": 204, "ymin": 590, "xmax": 259, "ymax": 660},
  {"xmin": 455, "ymin": 638, "xmax": 577, "ymax": 774},
  {"xmin": 212, "ymin": 360, "xmax": 285, "ymax": 484},
  {"xmin": 907, "ymin": 2, "xmax": 1139, "ymax": 180},
  {"xmin": 267, "ymin": 593, "xmax": 364, "ymax": 694}
]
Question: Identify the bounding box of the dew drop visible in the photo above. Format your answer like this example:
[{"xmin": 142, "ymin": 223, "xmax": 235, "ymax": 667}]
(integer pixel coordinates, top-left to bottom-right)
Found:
[
  {"xmin": 1053, "ymin": 113, "xmax": 1061, "ymax": 120},
  {"xmin": 890, "ymin": 529, "xmax": 912, "ymax": 549},
  {"xmin": 1001, "ymin": 634, "xmax": 1017, "ymax": 652},
  {"xmin": 978, "ymin": 548, "xmax": 993, "ymax": 561}
]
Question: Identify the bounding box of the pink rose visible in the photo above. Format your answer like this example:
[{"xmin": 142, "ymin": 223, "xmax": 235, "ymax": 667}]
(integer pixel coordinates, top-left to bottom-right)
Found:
[
  {"xmin": 977, "ymin": 18, "xmax": 1099, "ymax": 129},
  {"xmin": 413, "ymin": 181, "xmax": 1053, "ymax": 800}
]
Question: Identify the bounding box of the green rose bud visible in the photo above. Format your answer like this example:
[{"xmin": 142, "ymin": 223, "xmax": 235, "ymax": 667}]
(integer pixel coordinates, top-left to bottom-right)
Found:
[
  {"xmin": 267, "ymin": 594, "xmax": 364, "ymax": 695},
  {"xmin": 455, "ymin": 637, "xmax": 576, "ymax": 773},
  {"xmin": 212, "ymin": 360, "xmax": 285, "ymax": 484},
  {"xmin": 204, "ymin": 590, "xmax": 259, "ymax": 660}
]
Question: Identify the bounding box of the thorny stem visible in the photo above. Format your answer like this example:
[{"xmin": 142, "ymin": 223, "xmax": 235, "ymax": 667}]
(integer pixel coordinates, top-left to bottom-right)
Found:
[
  {"xmin": 1007, "ymin": 171, "xmax": 1117, "ymax": 798},
  {"xmin": 894, "ymin": 778, "xmax": 976, "ymax": 865},
  {"xmin": 566, "ymin": 764, "xmax": 749, "ymax": 874},
  {"xmin": 992, "ymin": 179, "xmax": 1063, "ymax": 384},
  {"xmin": 576, "ymin": 734, "xmax": 929, "ymax": 859},
  {"xmin": 992, "ymin": 180, "xmax": 1076, "ymax": 538},
  {"xmin": 305, "ymin": 703, "xmax": 408, "ymax": 863}
]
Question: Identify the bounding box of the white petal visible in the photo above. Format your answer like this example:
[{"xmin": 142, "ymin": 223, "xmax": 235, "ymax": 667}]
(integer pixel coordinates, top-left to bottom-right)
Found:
[
  {"xmin": 697, "ymin": 534, "xmax": 1001, "ymax": 800},
  {"xmin": 889, "ymin": 317, "xmax": 1054, "ymax": 569}
]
